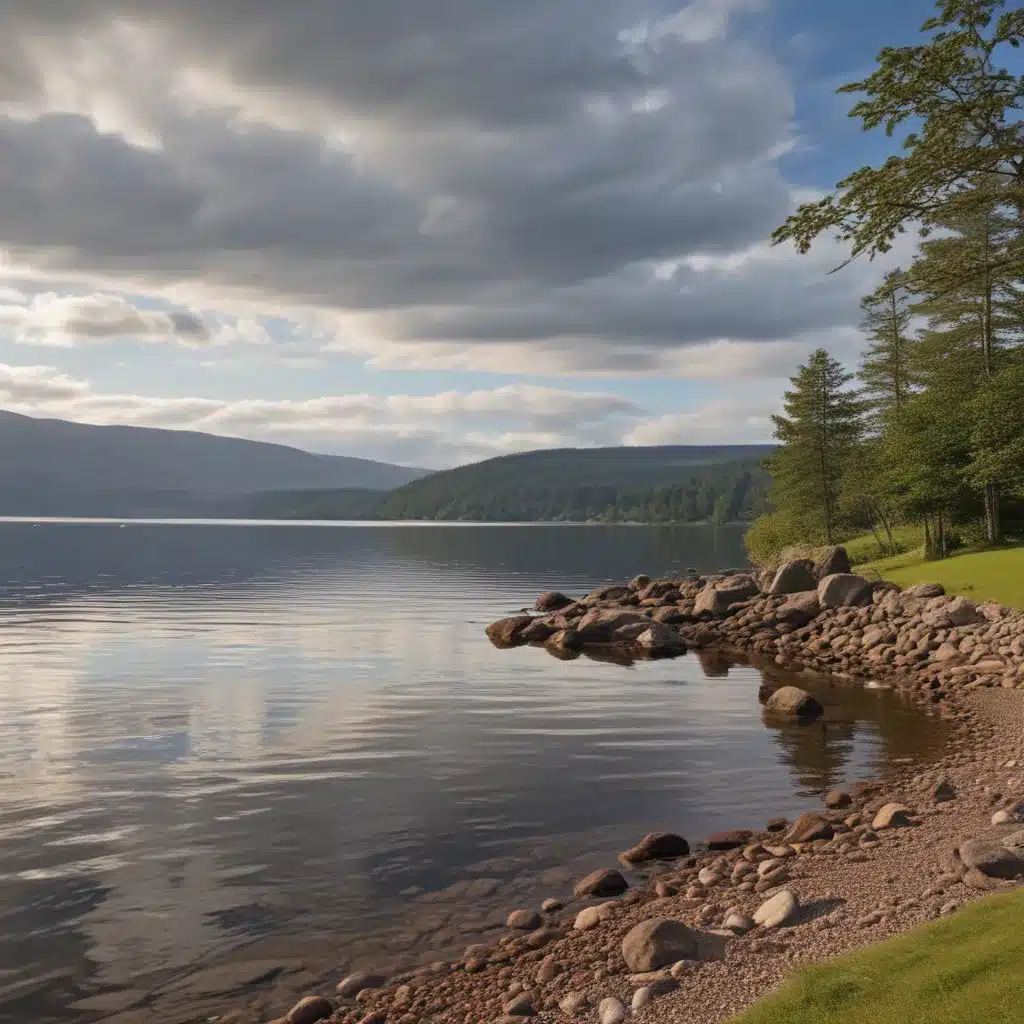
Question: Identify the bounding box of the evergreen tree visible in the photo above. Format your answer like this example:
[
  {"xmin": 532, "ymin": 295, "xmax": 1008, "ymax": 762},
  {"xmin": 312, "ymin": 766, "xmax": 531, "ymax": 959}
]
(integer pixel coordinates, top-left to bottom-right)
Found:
[
  {"xmin": 909, "ymin": 182, "xmax": 1024, "ymax": 541},
  {"xmin": 774, "ymin": 0, "xmax": 1024, "ymax": 279},
  {"xmin": 767, "ymin": 350, "xmax": 864, "ymax": 545},
  {"xmin": 858, "ymin": 268, "xmax": 915, "ymax": 426}
]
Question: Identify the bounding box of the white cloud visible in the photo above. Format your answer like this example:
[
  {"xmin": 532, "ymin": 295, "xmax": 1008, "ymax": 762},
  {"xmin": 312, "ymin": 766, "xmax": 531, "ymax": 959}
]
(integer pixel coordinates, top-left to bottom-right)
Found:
[
  {"xmin": 0, "ymin": 291, "xmax": 271, "ymax": 349},
  {"xmin": 0, "ymin": 363, "xmax": 647, "ymax": 466}
]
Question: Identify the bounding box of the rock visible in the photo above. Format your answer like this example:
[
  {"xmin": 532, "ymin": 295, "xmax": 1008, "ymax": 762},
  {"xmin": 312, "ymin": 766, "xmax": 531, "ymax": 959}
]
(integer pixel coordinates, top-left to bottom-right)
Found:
[
  {"xmin": 573, "ymin": 869, "xmax": 629, "ymax": 899},
  {"xmin": 776, "ymin": 590, "xmax": 822, "ymax": 626},
  {"xmin": 336, "ymin": 973, "xmax": 385, "ymax": 998},
  {"xmin": 630, "ymin": 574, "xmax": 651, "ymax": 591},
  {"xmin": 575, "ymin": 609, "xmax": 649, "ymax": 642},
  {"xmin": 1001, "ymin": 829, "xmax": 1024, "ymax": 852},
  {"xmin": 559, "ymin": 991, "xmax": 588, "ymax": 1015},
  {"xmin": 535, "ymin": 957, "xmax": 562, "ymax": 984},
  {"xmin": 574, "ymin": 904, "xmax": 613, "ymax": 932},
  {"xmin": 765, "ymin": 685, "xmax": 823, "ymax": 720},
  {"xmin": 957, "ymin": 839, "xmax": 1024, "ymax": 879},
  {"xmin": 583, "ymin": 584, "xmax": 630, "ymax": 604},
  {"xmin": 814, "ymin": 546, "xmax": 852, "ymax": 579},
  {"xmin": 872, "ymin": 803, "xmax": 912, "ymax": 829},
  {"xmin": 525, "ymin": 926, "xmax": 564, "ymax": 949},
  {"xmin": 620, "ymin": 832, "xmax": 690, "ymax": 863},
  {"xmin": 547, "ymin": 628, "xmax": 581, "ymax": 652},
  {"xmin": 502, "ymin": 991, "xmax": 536, "ymax": 1017},
  {"xmin": 770, "ymin": 559, "xmax": 817, "ymax": 596},
  {"xmin": 724, "ymin": 913, "xmax": 755, "ymax": 935},
  {"xmin": 286, "ymin": 996, "xmax": 335, "ymax": 1024},
  {"xmin": 621, "ymin": 919, "xmax": 698, "ymax": 972},
  {"xmin": 706, "ymin": 829, "xmax": 753, "ymax": 850},
  {"xmin": 486, "ymin": 615, "xmax": 535, "ymax": 646},
  {"xmin": 932, "ymin": 778, "xmax": 956, "ymax": 803},
  {"xmin": 507, "ymin": 909, "xmax": 543, "ymax": 930},
  {"xmin": 536, "ymin": 591, "xmax": 572, "ymax": 612},
  {"xmin": 824, "ymin": 789, "xmax": 852, "ymax": 809},
  {"xmin": 599, "ymin": 997, "xmax": 628, "ymax": 1024},
  {"xmin": 695, "ymin": 578, "xmax": 760, "ymax": 616},
  {"xmin": 945, "ymin": 596, "xmax": 983, "ymax": 626},
  {"xmin": 904, "ymin": 582, "xmax": 945, "ymax": 599},
  {"xmin": 817, "ymin": 573, "xmax": 872, "ymax": 609},
  {"xmin": 766, "ymin": 817, "xmax": 789, "ymax": 833},
  {"xmin": 541, "ymin": 898, "xmax": 563, "ymax": 913},
  {"xmin": 698, "ymin": 867, "xmax": 721, "ymax": 886},
  {"xmin": 753, "ymin": 889, "xmax": 799, "ymax": 928},
  {"xmin": 519, "ymin": 618, "xmax": 557, "ymax": 643},
  {"xmin": 636, "ymin": 623, "xmax": 687, "ymax": 656},
  {"xmin": 784, "ymin": 811, "xmax": 834, "ymax": 844}
]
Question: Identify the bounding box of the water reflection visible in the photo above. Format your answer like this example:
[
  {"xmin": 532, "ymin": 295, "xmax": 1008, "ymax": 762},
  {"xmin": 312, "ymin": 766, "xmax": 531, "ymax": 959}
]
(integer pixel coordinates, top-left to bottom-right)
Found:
[{"xmin": 0, "ymin": 523, "xmax": 949, "ymax": 1023}]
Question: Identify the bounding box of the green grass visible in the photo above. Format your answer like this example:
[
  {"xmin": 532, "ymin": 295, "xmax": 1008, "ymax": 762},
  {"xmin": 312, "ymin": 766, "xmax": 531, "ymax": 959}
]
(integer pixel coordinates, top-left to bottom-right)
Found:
[
  {"xmin": 861, "ymin": 539, "xmax": 1024, "ymax": 609},
  {"xmin": 729, "ymin": 890, "xmax": 1024, "ymax": 1024}
]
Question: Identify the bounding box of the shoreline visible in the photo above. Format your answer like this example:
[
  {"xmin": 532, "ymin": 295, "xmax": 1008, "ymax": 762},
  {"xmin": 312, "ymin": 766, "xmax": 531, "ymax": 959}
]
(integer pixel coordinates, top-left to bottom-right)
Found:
[
  {"xmin": 304, "ymin": 558, "xmax": 1022, "ymax": 1024},
  {"xmin": 88, "ymin": 554, "xmax": 1024, "ymax": 1024}
]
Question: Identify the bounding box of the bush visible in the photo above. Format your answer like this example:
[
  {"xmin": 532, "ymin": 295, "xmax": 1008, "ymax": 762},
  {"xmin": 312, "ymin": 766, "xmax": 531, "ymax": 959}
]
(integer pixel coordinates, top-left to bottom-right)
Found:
[{"xmin": 744, "ymin": 511, "xmax": 803, "ymax": 566}]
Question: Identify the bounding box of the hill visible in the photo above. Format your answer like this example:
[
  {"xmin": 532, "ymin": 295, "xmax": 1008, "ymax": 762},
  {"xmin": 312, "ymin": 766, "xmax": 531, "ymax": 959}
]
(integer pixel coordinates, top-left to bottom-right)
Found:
[
  {"xmin": 0, "ymin": 410, "xmax": 425, "ymax": 517},
  {"xmin": 290, "ymin": 445, "xmax": 775, "ymax": 522}
]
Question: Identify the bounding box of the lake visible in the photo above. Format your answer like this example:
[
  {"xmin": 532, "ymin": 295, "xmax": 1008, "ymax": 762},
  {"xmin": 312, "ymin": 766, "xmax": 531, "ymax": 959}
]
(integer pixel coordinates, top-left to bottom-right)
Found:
[{"xmin": 0, "ymin": 522, "xmax": 951, "ymax": 1022}]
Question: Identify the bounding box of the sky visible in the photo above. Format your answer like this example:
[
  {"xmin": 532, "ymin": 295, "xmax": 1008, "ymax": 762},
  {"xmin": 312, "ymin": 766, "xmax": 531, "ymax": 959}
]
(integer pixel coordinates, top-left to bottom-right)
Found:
[{"xmin": 0, "ymin": 0, "xmax": 944, "ymax": 468}]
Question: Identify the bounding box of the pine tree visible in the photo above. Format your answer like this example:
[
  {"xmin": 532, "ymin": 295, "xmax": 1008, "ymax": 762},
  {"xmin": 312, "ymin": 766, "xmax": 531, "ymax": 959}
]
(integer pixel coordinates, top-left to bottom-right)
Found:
[
  {"xmin": 859, "ymin": 268, "xmax": 915, "ymax": 427},
  {"xmin": 767, "ymin": 350, "xmax": 865, "ymax": 544},
  {"xmin": 774, "ymin": 0, "xmax": 1024, "ymax": 279},
  {"xmin": 908, "ymin": 182, "xmax": 1024, "ymax": 542}
]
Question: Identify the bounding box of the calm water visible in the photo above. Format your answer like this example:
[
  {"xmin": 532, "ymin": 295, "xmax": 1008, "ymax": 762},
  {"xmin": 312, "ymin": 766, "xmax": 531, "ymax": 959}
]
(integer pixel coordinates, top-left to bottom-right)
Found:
[{"xmin": 0, "ymin": 522, "xmax": 950, "ymax": 1021}]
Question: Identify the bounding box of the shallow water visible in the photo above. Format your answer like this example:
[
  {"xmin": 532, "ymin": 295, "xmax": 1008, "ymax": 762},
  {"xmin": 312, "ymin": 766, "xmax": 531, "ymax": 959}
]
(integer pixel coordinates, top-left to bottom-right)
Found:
[{"xmin": 0, "ymin": 522, "xmax": 951, "ymax": 1021}]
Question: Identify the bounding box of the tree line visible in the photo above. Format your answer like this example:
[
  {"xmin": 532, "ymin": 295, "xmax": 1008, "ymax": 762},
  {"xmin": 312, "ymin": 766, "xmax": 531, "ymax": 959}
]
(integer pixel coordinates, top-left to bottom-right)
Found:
[{"xmin": 748, "ymin": 0, "xmax": 1024, "ymax": 564}]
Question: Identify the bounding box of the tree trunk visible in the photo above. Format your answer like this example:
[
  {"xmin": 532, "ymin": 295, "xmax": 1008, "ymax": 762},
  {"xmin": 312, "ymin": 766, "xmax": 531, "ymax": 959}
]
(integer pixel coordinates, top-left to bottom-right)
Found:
[
  {"xmin": 923, "ymin": 516, "xmax": 934, "ymax": 562},
  {"xmin": 937, "ymin": 509, "xmax": 946, "ymax": 560},
  {"xmin": 984, "ymin": 482, "xmax": 1003, "ymax": 545}
]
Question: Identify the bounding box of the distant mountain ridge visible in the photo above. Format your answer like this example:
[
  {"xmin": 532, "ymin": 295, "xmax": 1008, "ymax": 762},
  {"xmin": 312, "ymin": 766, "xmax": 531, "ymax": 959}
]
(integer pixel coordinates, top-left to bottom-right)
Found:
[{"xmin": 0, "ymin": 410, "xmax": 426, "ymax": 517}]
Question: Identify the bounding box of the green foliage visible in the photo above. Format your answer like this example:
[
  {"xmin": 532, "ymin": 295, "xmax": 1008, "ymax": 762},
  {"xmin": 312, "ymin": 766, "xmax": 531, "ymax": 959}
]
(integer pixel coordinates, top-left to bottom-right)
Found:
[
  {"xmin": 967, "ymin": 364, "xmax": 1024, "ymax": 494},
  {"xmin": 859, "ymin": 268, "xmax": 916, "ymax": 425},
  {"xmin": 744, "ymin": 510, "xmax": 804, "ymax": 566},
  {"xmin": 772, "ymin": 0, "xmax": 1024, "ymax": 273},
  {"xmin": 766, "ymin": 350, "xmax": 864, "ymax": 545},
  {"xmin": 376, "ymin": 446, "xmax": 772, "ymax": 522},
  {"xmin": 733, "ymin": 890, "xmax": 1024, "ymax": 1024}
]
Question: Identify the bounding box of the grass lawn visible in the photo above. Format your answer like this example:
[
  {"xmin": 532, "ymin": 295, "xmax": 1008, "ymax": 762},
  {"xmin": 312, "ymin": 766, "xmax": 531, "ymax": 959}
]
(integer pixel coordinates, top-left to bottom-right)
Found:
[
  {"xmin": 729, "ymin": 890, "xmax": 1024, "ymax": 1024},
  {"xmin": 861, "ymin": 541, "xmax": 1024, "ymax": 609}
]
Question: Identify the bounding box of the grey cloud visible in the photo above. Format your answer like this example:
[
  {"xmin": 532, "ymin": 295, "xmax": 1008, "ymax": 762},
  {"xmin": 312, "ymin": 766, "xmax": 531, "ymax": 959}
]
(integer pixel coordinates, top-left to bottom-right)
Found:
[{"xmin": 0, "ymin": 0, "xmax": 869, "ymax": 373}]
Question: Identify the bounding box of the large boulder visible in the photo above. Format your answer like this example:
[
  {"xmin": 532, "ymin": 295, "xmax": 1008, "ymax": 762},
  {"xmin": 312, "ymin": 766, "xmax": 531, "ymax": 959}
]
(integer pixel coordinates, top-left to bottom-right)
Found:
[
  {"xmin": 576, "ymin": 609, "xmax": 649, "ymax": 642},
  {"xmin": 486, "ymin": 615, "xmax": 535, "ymax": 646},
  {"xmin": 536, "ymin": 591, "xmax": 573, "ymax": 612},
  {"xmin": 619, "ymin": 832, "xmax": 690, "ymax": 864},
  {"xmin": 769, "ymin": 559, "xmax": 817, "ymax": 596},
  {"xmin": 705, "ymin": 829, "xmax": 753, "ymax": 850},
  {"xmin": 764, "ymin": 686, "xmax": 823, "ymax": 720},
  {"xmin": 814, "ymin": 546, "xmax": 852, "ymax": 580},
  {"xmin": 286, "ymin": 997, "xmax": 335, "ymax": 1024},
  {"xmin": 519, "ymin": 618, "xmax": 558, "ymax": 643},
  {"xmin": 621, "ymin": 919, "xmax": 697, "ymax": 972},
  {"xmin": 958, "ymin": 840, "xmax": 1024, "ymax": 879},
  {"xmin": 817, "ymin": 573, "xmax": 873, "ymax": 609},
  {"xmin": 573, "ymin": 869, "xmax": 629, "ymax": 899},
  {"xmin": 776, "ymin": 591, "xmax": 821, "ymax": 626},
  {"xmin": 694, "ymin": 577, "xmax": 760, "ymax": 617}
]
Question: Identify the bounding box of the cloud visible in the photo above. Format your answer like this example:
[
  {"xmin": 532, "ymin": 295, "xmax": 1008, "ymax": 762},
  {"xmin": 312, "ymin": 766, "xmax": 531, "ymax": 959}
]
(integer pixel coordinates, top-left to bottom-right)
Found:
[
  {"xmin": 0, "ymin": 362, "xmax": 646, "ymax": 466},
  {"xmin": 0, "ymin": 290, "xmax": 271, "ymax": 348},
  {"xmin": 624, "ymin": 395, "xmax": 776, "ymax": 445},
  {"xmin": 0, "ymin": 0, "xmax": 898, "ymax": 378}
]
